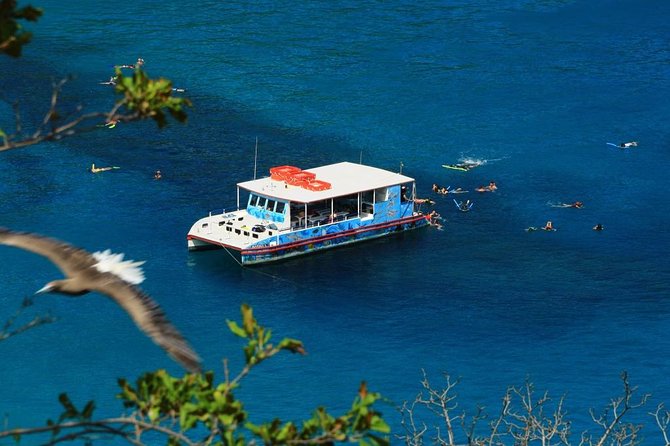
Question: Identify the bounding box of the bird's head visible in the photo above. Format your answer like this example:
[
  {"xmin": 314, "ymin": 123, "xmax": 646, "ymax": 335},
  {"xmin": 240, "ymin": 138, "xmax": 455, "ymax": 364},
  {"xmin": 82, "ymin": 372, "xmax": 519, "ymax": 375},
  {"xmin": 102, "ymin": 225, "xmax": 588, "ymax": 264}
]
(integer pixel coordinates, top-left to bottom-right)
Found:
[
  {"xmin": 35, "ymin": 279, "xmax": 87, "ymax": 296},
  {"xmin": 35, "ymin": 281, "xmax": 58, "ymax": 295}
]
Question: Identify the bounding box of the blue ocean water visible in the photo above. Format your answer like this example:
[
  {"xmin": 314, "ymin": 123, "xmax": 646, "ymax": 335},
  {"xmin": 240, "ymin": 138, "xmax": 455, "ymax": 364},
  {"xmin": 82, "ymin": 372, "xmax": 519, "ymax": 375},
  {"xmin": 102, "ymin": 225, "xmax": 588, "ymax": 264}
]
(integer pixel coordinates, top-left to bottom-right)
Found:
[{"xmin": 1, "ymin": 0, "xmax": 669, "ymax": 443}]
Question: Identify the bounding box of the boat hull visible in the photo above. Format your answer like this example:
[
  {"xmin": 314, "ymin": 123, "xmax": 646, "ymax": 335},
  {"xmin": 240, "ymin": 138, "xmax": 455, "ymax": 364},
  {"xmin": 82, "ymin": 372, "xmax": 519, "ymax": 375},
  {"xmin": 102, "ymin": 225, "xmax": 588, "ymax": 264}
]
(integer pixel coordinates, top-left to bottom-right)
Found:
[{"xmin": 188, "ymin": 214, "xmax": 429, "ymax": 265}]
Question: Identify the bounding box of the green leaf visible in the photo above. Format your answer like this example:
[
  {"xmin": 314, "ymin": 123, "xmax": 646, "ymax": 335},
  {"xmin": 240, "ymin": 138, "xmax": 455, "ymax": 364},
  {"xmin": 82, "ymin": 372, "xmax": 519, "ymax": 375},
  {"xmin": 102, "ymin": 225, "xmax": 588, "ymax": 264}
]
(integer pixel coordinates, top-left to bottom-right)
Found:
[
  {"xmin": 81, "ymin": 401, "xmax": 96, "ymax": 420},
  {"xmin": 278, "ymin": 338, "xmax": 306, "ymax": 355},
  {"xmin": 148, "ymin": 406, "xmax": 160, "ymax": 423},
  {"xmin": 369, "ymin": 415, "xmax": 390, "ymax": 433},
  {"xmin": 226, "ymin": 320, "xmax": 248, "ymax": 338},
  {"xmin": 58, "ymin": 393, "xmax": 78, "ymax": 419},
  {"xmin": 241, "ymin": 304, "xmax": 254, "ymax": 335}
]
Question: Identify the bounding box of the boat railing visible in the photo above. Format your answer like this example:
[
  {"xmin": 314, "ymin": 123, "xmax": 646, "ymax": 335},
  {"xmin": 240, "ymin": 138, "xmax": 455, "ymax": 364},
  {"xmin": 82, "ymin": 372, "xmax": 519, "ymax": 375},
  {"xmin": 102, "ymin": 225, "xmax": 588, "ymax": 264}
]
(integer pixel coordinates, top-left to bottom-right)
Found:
[{"xmin": 290, "ymin": 212, "xmax": 359, "ymax": 230}]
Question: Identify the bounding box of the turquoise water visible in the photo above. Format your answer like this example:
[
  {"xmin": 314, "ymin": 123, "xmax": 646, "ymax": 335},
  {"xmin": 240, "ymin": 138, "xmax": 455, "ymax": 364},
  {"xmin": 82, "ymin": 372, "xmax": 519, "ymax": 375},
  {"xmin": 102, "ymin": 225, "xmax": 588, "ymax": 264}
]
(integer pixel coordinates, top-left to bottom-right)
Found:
[{"xmin": 1, "ymin": 0, "xmax": 669, "ymax": 443}]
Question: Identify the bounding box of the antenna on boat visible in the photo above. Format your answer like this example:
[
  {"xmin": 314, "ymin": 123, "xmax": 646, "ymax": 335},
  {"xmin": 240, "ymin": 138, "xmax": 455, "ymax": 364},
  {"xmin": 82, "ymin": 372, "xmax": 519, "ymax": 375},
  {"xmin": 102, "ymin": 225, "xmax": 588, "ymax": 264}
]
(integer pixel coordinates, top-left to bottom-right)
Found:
[
  {"xmin": 399, "ymin": 161, "xmax": 404, "ymax": 174},
  {"xmin": 253, "ymin": 137, "xmax": 259, "ymax": 180},
  {"xmin": 359, "ymin": 150, "xmax": 363, "ymax": 164}
]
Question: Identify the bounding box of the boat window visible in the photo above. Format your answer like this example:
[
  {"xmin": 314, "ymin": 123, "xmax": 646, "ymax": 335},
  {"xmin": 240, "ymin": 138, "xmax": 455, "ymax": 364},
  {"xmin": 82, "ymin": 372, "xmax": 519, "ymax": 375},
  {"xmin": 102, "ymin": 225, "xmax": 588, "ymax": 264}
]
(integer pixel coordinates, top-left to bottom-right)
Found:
[
  {"xmin": 276, "ymin": 202, "xmax": 286, "ymax": 214},
  {"xmin": 248, "ymin": 194, "xmax": 259, "ymax": 207},
  {"xmin": 266, "ymin": 199, "xmax": 277, "ymax": 212},
  {"xmin": 375, "ymin": 187, "xmax": 389, "ymax": 202}
]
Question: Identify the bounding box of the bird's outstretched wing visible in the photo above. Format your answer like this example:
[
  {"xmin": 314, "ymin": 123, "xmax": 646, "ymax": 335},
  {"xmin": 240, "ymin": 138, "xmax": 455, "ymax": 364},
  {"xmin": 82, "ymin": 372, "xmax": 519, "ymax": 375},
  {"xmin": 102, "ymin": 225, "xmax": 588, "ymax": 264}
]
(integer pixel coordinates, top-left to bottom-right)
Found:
[
  {"xmin": 0, "ymin": 227, "xmax": 96, "ymax": 277},
  {"xmin": 0, "ymin": 227, "xmax": 202, "ymax": 373},
  {"xmin": 91, "ymin": 277, "xmax": 202, "ymax": 373}
]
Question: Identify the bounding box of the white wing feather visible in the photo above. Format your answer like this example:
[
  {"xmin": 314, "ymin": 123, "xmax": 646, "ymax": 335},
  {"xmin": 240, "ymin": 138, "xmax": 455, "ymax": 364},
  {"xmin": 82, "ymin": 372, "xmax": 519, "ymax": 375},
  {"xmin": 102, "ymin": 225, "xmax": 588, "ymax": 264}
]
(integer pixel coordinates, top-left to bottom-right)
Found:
[{"xmin": 92, "ymin": 249, "xmax": 146, "ymax": 284}]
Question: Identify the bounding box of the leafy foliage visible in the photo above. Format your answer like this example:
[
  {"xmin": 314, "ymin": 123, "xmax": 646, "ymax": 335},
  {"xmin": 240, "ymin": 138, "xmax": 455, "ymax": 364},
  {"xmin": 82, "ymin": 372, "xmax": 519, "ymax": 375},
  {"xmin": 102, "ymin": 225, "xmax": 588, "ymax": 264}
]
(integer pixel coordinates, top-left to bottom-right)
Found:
[
  {"xmin": 0, "ymin": 0, "xmax": 42, "ymax": 57},
  {"xmin": 0, "ymin": 305, "xmax": 391, "ymax": 445},
  {"xmin": 113, "ymin": 67, "xmax": 191, "ymax": 128},
  {"xmin": 0, "ymin": 3, "xmax": 191, "ymax": 151}
]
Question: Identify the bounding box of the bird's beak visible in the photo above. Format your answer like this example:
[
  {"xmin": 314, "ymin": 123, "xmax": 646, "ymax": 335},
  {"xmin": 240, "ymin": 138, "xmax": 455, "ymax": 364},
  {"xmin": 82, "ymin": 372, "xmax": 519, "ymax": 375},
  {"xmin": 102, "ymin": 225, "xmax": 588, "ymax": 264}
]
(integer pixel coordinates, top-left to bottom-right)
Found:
[{"xmin": 35, "ymin": 284, "xmax": 54, "ymax": 294}]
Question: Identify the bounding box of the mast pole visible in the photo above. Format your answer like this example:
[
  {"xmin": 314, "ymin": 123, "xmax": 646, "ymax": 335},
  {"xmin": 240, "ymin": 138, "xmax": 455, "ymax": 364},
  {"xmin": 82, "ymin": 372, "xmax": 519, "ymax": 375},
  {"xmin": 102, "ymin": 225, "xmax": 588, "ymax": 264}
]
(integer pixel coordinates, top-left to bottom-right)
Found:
[{"xmin": 253, "ymin": 137, "xmax": 259, "ymax": 180}]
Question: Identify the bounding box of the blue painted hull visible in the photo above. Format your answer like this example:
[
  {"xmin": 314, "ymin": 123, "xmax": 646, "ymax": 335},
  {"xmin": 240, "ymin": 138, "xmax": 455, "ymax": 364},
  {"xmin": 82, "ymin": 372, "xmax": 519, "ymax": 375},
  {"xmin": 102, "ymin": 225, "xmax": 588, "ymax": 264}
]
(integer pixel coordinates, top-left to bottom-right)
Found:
[{"xmin": 241, "ymin": 214, "xmax": 429, "ymax": 265}]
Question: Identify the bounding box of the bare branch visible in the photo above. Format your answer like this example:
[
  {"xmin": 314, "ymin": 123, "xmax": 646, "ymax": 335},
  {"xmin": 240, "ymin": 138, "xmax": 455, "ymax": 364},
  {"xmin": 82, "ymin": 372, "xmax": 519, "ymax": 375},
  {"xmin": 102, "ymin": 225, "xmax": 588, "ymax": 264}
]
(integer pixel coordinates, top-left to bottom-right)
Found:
[
  {"xmin": 0, "ymin": 296, "xmax": 56, "ymax": 342},
  {"xmin": 650, "ymin": 403, "xmax": 670, "ymax": 446},
  {"xmin": 586, "ymin": 372, "xmax": 650, "ymax": 446},
  {"xmin": 0, "ymin": 416, "xmax": 197, "ymax": 446}
]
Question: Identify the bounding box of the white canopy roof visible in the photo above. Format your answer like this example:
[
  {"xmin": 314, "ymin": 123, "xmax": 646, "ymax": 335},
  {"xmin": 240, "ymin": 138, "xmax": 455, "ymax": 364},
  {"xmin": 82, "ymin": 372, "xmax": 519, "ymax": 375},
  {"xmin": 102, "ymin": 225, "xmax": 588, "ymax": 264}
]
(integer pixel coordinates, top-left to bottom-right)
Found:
[{"xmin": 237, "ymin": 161, "xmax": 415, "ymax": 203}]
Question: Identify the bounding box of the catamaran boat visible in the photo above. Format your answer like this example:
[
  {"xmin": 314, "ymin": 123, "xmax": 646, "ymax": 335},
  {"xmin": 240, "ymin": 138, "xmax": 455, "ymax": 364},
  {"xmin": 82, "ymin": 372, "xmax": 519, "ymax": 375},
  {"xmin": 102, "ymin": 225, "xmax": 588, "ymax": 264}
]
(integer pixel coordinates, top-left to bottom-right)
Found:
[{"xmin": 187, "ymin": 161, "xmax": 434, "ymax": 265}]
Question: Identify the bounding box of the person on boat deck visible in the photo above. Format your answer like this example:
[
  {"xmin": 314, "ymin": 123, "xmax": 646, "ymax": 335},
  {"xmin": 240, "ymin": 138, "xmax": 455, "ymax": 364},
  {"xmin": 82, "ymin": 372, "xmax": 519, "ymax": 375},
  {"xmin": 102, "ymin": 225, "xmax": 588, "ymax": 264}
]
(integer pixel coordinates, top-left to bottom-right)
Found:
[
  {"xmin": 401, "ymin": 186, "xmax": 411, "ymax": 202},
  {"xmin": 542, "ymin": 221, "xmax": 555, "ymax": 231},
  {"xmin": 593, "ymin": 223, "xmax": 604, "ymax": 231}
]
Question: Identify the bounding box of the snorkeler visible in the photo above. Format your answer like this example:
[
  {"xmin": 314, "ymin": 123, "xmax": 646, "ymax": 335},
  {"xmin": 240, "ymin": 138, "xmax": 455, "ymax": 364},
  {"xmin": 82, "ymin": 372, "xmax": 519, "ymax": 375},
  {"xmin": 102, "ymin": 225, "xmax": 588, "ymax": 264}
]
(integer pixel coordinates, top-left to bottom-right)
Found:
[
  {"xmin": 454, "ymin": 199, "xmax": 473, "ymax": 212},
  {"xmin": 90, "ymin": 163, "xmax": 119, "ymax": 173},
  {"xmin": 542, "ymin": 221, "xmax": 555, "ymax": 231},
  {"xmin": 607, "ymin": 141, "xmax": 638, "ymax": 149},
  {"xmin": 99, "ymin": 76, "xmax": 117, "ymax": 86},
  {"xmin": 551, "ymin": 201, "xmax": 584, "ymax": 208},
  {"xmin": 115, "ymin": 57, "xmax": 145, "ymax": 70}
]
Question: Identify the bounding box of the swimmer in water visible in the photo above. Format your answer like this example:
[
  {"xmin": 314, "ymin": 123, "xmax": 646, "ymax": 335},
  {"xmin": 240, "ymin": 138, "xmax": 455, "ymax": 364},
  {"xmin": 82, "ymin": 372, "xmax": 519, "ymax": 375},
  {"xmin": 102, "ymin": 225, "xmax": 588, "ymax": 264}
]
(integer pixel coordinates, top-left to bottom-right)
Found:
[
  {"xmin": 542, "ymin": 221, "xmax": 555, "ymax": 231},
  {"xmin": 90, "ymin": 163, "xmax": 118, "ymax": 173}
]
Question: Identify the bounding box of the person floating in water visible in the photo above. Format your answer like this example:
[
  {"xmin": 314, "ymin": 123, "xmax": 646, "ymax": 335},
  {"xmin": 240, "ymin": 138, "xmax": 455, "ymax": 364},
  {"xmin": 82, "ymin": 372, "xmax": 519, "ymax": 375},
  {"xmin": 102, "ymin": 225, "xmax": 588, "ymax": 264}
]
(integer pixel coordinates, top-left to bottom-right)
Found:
[
  {"xmin": 442, "ymin": 160, "xmax": 483, "ymax": 171},
  {"xmin": 90, "ymin": 163, "xmax": 119, "ymax": 173},
  {"xmin": 116, "ymin": 57, "xmax": 145, "ymax": 70},
  {"xmin": 414, "ymin": 197, "xmax": 435, "ymax": 205},
  {"xmin": 593, "ymin": 223, "xmax": 604, "ymax": 231},
  {"xmin": 154, "ymin": 170, "xmax": 162, "ymax": 180},
  {"xmin": 454, "ymin": 199, "xmax": 473, "ymax": 212},
  {"xmin": 428, "ymin": 210, "xmax": 444, "ymax": 230},
  {"xmin": 607, "ymin": 141, "xmax": 638, "ymax": 149},
  {"xmin": 99, "ymin": 76, "xmax": 117, "ymax": 86},
  {"xmin": 476, "ymin": 181, "xmax": 498, "ymax": 193},
  {"xmin": 97, "ymin": 118, "xmax": 119, "ymax": 129},
  {"xmin": 542, "ymin": 221, "xmax": 555, "ymax": 231},
  {"xmin": 551, "ymin": 201, "xmax": 584, "ymax": 208}
]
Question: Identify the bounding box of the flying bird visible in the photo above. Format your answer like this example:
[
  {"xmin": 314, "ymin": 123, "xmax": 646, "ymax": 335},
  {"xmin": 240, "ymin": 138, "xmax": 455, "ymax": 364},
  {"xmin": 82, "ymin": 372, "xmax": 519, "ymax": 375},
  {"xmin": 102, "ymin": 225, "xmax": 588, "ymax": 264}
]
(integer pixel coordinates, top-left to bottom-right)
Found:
[{"xmin": 0, "ymin": 227, "xmax": 201, "ymax": 373}]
